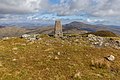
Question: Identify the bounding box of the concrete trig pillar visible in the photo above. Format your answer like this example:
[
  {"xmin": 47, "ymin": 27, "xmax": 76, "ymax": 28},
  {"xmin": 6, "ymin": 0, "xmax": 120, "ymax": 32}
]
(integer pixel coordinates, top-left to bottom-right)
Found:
[{"xmin": 54, "ymin": 20, "xmax": 63, "ymax": 38}]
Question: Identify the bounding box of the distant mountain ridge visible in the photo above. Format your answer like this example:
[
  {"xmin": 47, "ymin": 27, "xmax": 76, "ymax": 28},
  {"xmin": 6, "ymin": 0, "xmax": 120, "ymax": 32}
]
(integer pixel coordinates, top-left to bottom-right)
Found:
[
  {"xmin": 64, "ymin": 21, "xmax": 120, "ymax": 35},
  {"xmin": 0, "ymin": 27, "xmax": 29, "ymax": 38},
  {"xmin": 0, "ymin": 21, "xmax": 120, "ymax": 38},
  {"xmin": 0, "ymin": 26, "xmax": 6, "ymax": 28}
]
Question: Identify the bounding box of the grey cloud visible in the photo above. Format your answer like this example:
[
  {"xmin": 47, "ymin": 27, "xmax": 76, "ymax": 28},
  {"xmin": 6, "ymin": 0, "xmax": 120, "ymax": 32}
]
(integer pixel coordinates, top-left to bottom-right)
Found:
[
  {"xmin": 0, "ymin": 0, "xmax": 120, "ymax": 17},
  {"xmin": 49, "ymin": 0, "xmax": 120, "ymax": 17},
  {"xmin": 0, "ymin": 0, "xmax": 49, "ymax": 14},
  {"xmin": 49, "ymin": 0, "xmax": 91, "ymax": 16},
  {"xmin": 90, "ymin": 0, "xmax": 120, "ymax": 16}
]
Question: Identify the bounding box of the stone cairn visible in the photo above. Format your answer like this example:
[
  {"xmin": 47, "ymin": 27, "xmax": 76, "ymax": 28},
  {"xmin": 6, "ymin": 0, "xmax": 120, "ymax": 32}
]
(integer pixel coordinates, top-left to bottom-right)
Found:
[{"xmin": 54, "ymin": 20, "xmax": 63, "ymax": 38}]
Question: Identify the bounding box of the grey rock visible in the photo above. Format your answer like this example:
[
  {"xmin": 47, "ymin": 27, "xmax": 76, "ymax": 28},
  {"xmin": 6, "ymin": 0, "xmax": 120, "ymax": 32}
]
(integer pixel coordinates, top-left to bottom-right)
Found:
[
  {"xmin": 106, "ymin": 55, "xmax": 115, "ymax": 61},
  {"xmin": 87, "ymin": 34, "xmax": 120, "ymax": 49},
  {"xmin": 2, "ymin": 37, "xmax": 10, "ymax": 40},
  {"xmin": 21, "ymin": 34, "xmax": 30, "ymax": 38},
  {"xmin": 74, "ymin": 72, "xmax": 81, "ymax": 79},
  {"xmin": 88, "ymin": 34, "xmax": 96, "ymax": 37},
  {"xmin": 28, "ymin": 38, "xmax": 37, "ymax": 41}
]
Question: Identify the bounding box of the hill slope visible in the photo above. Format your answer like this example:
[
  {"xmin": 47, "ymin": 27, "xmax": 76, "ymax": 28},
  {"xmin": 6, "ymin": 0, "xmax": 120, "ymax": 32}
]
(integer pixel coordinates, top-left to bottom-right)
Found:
[
  {"xmin": 64, "ymin": 21, "xmax": 120, "ymax": 34},
  {"xmin": 0, "ymin": 27, "xmax": 29, "ymax": 38},
  {"xmin": 0, "ymin": 35, "xmax": 120, "ymax": 80}
]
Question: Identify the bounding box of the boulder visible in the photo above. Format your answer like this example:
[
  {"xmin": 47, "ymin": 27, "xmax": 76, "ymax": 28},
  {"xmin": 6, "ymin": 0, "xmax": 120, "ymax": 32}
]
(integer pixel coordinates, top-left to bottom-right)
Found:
[
  {"xmin": 2, "ymin": 37, "xmax": 10, "ymax": 40},
  {"xmin": 74, "ymin": 72, "xmax": 81, "ymax": 79},
  {"xmin": 28, "ymin": 38, "xmax": 37, "ymax": 41},
  {"xmin": 106, "ymin": 55, "xmax": 115, "ymax": 61},
  {"xmin": 88, "ymin": 34, "xmax": 96, "ymax": 37},
  {"xmin": 21, "ymin": 34, "xmax": 30, "ymax": 38}
]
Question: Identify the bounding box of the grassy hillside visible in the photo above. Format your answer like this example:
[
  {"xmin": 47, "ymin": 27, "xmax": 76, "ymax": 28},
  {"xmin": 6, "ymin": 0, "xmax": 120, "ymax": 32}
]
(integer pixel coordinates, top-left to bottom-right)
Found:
[
  {"xmin": 88, "ymin": 31, "xmax": 118, "ymax": 37},
  {"xmin": 0, "ymin": 35, "xmax": 120, "ymax": 80}
]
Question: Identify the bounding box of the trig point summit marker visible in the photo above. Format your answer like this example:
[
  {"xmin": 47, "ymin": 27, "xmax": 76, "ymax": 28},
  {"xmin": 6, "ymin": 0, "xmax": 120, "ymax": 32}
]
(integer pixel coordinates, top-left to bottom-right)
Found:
[{"xmin": 54, "ymin": 20, "xmax": 63, "ymax": 38}]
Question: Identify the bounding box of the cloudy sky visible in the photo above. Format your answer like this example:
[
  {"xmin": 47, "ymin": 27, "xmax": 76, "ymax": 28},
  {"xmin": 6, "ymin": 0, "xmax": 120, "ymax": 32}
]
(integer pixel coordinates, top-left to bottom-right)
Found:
[{"xmin": 0, "ymin": 0, "xmax": 120, "ymax": 26}]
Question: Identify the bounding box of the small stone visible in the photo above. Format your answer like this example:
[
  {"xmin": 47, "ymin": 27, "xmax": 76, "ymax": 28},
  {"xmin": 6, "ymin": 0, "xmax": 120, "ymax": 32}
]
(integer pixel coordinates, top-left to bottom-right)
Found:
[
  {"xmin": 29, "ymin": 38, "xmax": 36, "ymax": 41},
  {"xmin": 21, "ymin": 43, "xmax": 26, "ymax": 46},
  {"xmin": 57, "ymin": 52, "xmax": 61, "ymax": 55},
  {"xmin": 12, "ymin": 59, "xmax": 17, "ymax": 61},
  {"xmin": 116, "ymin": 40, "xmax": 120, "ymax": 44},
  {"xmin": 3, "ymin": 37, "xmax": 10, "ymax": 40},
  {"xmin": 48, "ymin": 55, "xmax": 52, "ymax": 58},
  {"xmin": 67, "ymin": 57, "xmax": 70, "ymax": 60},
  {"xmin": 54, "ymin": 56, "xmax": 59, "ymax": 60},
  {"xmin": 14, "ymin": 53, "xmax": 17, "ymax": 54},
  {"xmin": 105, "ymin": 43, "xmax": 110, "ymax": 46},
  {"xmin": 96, "ymin": 74, "xmax": 103, "ymax": 78},
  {"xmin": 75, "ymin": 39, "xmax": 79, "ymax": 42},
  {"xmin": 74, "ymin": 72, "xmax": 81, "ymax": 79},
  {"xmin": 46, "ymin": 44, "xmax": 50, "ymax": 46},
  {"xmin": 12, "ymin": 47, "xmax": 18, "ymax": 50},
  {"xmin": 38, "ymin": 38, "xmax": 42, "ymax": 40},
  {"xmin": 115, "ymin": 46, "xmax": 120, "ymax": 49},
  {"xmin": 94, "ymin": 42, "xmax": 99, "ymax": 45},
  {"xmin": 21, "ymin": 34, "xmax": 30, "ymax": 38},
  {"xmin": 88, "ymin": 34, "xmax": 96, "ymax": 37},
  {"xmin": 46, "ymin": 68, "xmax": 49, "ymax": 70},
  {"xmin": 99, "ymin": 42, "xmax": 103, "ymax": 46},
  {"xmin": 0, "ymin": 61, "xmax": 3, "ymax": 67},
  {"xmin": 106, "ymin": 55, "xmax": 115, "ymax": 61}
]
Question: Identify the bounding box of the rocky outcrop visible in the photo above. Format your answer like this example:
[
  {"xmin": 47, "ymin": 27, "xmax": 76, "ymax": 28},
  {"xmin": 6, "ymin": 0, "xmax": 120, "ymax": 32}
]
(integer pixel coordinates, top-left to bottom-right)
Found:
[
  {"xmin": 106, "ymin": 55, "xmax": 115, "ymax": 61},
  {"xmin": 21, "ymin": 34, "xmax": 39, "ymax": 41},
  {"xmin": 87, "ymin": 34, "xmax": 120, "ymax": 49}
]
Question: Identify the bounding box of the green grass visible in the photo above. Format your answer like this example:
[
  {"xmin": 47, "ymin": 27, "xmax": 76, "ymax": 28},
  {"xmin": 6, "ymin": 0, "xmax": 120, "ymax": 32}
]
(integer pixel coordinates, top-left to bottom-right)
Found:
[{"xmin": 0, "ymin": 35, "xmax": 120, "ymax": 80}]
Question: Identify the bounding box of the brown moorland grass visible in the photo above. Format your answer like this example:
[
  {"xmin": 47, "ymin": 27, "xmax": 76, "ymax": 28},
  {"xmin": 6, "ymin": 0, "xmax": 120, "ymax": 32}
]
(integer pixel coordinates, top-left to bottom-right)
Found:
[{"xmin": 0, "ymin": 35, "xmax": 120, "ymax": 80}]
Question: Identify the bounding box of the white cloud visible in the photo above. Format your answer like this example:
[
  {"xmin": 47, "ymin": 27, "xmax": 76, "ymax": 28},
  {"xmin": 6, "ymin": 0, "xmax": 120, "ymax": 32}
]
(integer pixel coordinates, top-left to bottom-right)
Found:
[
  {"xmin": 48, "ymin": 0, "xmax": 120, "ymax": 17},
  {"xmin": 91, "ymin": 0, "xmax": 120, "ymax": 17},
  {"xmin": 0, "ymin": 0, "xmax": 49, "ymax": 14},
  {"xmin": 0, "ymin": 0, "xmax": 120, "ymax": 25},
  {"xmin": 0, "ymin": 0, "xmax": 120, "ymax": 17},
  {"xmin": 49, "ymin": 0, "xmax": 91, "ymax": 16}
]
